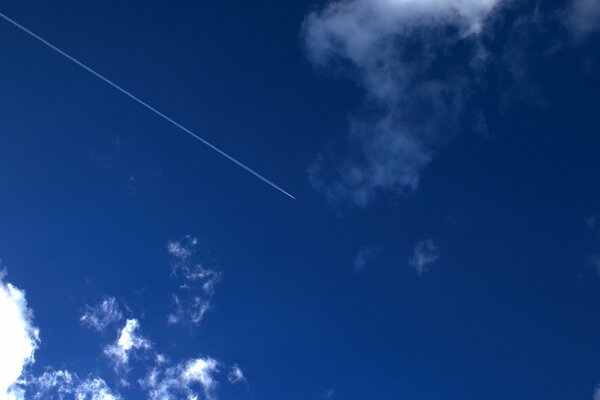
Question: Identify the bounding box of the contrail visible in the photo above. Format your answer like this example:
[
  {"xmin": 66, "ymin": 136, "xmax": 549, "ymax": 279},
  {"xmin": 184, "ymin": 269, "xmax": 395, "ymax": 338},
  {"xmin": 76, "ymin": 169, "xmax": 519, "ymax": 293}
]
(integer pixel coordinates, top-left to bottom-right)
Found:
[{"xmin": 0, "ymin": 11, "xmax": 295, "ymax": 200}]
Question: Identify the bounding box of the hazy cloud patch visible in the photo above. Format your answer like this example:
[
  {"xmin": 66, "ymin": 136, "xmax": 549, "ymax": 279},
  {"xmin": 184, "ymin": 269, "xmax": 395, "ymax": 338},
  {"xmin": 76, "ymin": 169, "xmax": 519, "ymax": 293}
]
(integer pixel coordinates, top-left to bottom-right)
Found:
[
  {"xmin": 303, "ymin": 0, "xmax": 506, "ymax": 206},
  {"xmin": 353, "ymin": 245, "xmax": 382, "ymax": 273},
  {"xmin": 566, "ymin": 0, "xmax": 600, "ymax": 36},
  {"xmin": 409, "ymin": 239, "xmax": 440, "ymax": 276}
]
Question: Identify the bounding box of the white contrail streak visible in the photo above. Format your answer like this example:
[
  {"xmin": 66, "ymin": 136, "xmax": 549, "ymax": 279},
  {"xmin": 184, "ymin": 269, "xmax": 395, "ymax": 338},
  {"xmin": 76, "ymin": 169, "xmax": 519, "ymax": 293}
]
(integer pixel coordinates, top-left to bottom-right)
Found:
[{"xmin": 0, "ymin": 11, "xmax": 295, "ymax": 200}]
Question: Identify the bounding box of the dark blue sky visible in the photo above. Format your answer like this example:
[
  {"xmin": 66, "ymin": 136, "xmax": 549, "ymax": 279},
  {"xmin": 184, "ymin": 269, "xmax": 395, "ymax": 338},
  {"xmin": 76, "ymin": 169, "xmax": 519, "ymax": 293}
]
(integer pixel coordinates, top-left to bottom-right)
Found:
[{"xmin": 1, "ymin": 1, "xmax": 600, "ymax": 399}]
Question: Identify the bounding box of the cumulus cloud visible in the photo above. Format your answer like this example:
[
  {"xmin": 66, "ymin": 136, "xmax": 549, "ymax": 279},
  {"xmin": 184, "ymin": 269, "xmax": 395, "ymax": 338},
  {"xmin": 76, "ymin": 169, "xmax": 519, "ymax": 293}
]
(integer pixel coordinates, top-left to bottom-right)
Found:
[
  {"xmin": 142, "ymin": 357, "xmax": 219, "ymax": 400},
  {"xmin": 0, "ymin": 266, "xmax": 242, "ymax": 400},
  {"xmin": 0, "ymin": 272, "xmax": 40, "ymax": 400},
  {"xmin": 29, "ymin": 370, "xmax": 120, "ymax": 400},
  {"xmin": 104, "ymin": 319, "xmax": 151, "ymax": 369},
  {"xmin": 566, "ymin": 0, "xmax": 600, "ymax": 36},
  {"xmin": 167, "ymin": 237, "xmax": 221, "ymax": 325},
  {"xmin": 303, "ymin": 0, "xmax": 506, "ymax": 206},
  {"xmin": 81, "ymin": 297, "xmax": 123, "ymax": 332},
  {"xmin": 0, "ymin": 271, "xmax": 122, "ymax": 400},
  {"xmin": 408, "ymin": 239, "xmax": 439, "ymax": 275}
]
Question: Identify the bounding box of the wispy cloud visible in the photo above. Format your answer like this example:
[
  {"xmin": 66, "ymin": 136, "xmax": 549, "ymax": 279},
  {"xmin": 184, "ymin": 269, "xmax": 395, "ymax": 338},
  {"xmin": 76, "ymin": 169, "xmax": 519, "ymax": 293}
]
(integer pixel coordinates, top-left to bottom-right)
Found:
[
  {"xmin": 142, "ymin": 357, "xmax": 220, "ymax": 400},
  {"xmin": 0, "ymin": 271, "xmax": 40, "ymax": 400},
  {"xmin": 81, "ymin": 297, "xmax": 123, "ymax": 332},
  {"xmin": 588, "ymin": 255, "xmax": 600, "ymax": 276},
  {"xmin": 409, "ymin": 239, "xmax": 440, "ymax": 276},
  {"xmin": 353, "ymin": 245, "xmax": 382, "ymax": 273},
  {"xmin": 104, "ymin": 319, "xmax": 152, "ymax": 370},
  {"xmin": 303, "ymin": 0, "xmax": 506, "ymax": 206},
  {"xmin": 30, "ymin": 370, "xmax": 121, "ymax": 400},
  {"xmin": 566, "ymin": 0, "xmax": 600, "ymax": 36},
  {"xmin": 227, "ymin": 364, "xmax": 246, "ymax": 384},
  {"xmin": 167, "ymin": 236, "xmax": 221, "ymax": 325},
  {"xmin": 167, "ymin": 237, "xmax": 196, "ymax": 262},
  {"xmin": 586, "ymin": 216, "xmax": 597, "ymax": 229},
  {"xmin": 323, "ymin": 387, "xmax": 335, "ymax": 400}
]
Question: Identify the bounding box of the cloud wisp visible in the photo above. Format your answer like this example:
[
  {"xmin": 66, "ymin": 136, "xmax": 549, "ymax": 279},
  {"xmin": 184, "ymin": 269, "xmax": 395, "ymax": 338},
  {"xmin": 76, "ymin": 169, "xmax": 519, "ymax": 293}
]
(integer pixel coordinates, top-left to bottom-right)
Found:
[
  {"xmin": 29, "ymin": 370, "xmax": 121, "ymax": 400},
  {"xmin": 167, "ymin": 236, "xmax": 222, "ymax": 325},
  {"xmin": 104, "ymin": 319, "xmax": 152, "ymax": 370},
  {"xmin": 227, "ymin": 364, "xmax": 247, "ymax": 385},
  {"xmin": 409, "ymin": 239, "xmax": 440, "ymax": 276},
  {"xmin": 142, "ymin": 357, "xmax": 220, "ymax": 400},
  {"xmin": 81, "ymin": 297, "xmax": 123, "ymax": 332},
  {"xmin": 566, "ymin": 0, "xmax": 600, "ymax": 36},
  {"xmin": 303, "ymin": 0, "xmax": 506, "ymax": 206}
]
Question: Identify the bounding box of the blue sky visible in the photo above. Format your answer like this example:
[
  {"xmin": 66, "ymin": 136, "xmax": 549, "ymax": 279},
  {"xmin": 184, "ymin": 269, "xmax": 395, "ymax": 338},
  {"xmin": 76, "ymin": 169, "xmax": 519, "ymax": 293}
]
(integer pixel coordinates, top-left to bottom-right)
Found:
[{"xmin": 0, "ymin": 0, "xmax": 600, "ymax": 399}]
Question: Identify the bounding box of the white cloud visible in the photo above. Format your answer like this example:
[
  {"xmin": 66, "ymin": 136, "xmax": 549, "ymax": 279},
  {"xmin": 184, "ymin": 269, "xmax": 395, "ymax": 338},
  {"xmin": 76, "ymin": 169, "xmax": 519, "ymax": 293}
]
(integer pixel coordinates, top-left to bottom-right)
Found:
[
  {"xmin": 227, "ymin": 364, "xmax": 246, "ymax": 384},
  {"xmin": 81, "ymin": 297, "xmax": 123, "ymax": 332},
  {"xmin": 167, "ymin": 236, "xmax": 197, "ymax": 262},
  {"xmin": 0, "ymin": 272, "xmax": 40, "ymax": 400},
  {"xmin": 304, "ymin": 0, "xmax": 505, "ymax": 206},
  {"xmin": 30, "ymin": 370, "xmax": 120, "ymax": 400},
  {"xmin": 32, "ymin": 369, "xmax": 76, "ymax": 398},
  {"xmin": 408, "ymin": 239, "xmax": 439, "ymax": 276},
  {"xmin": 142, "ymin": 357, "xmax": 219, "ymax": 400},
  {"xmin": 594, "ymin": 384, "xmax": 600, "ymax": 400},
  {"xmin": 0, "ymin": 271, "xmax": 121, "ymax": 400},
  {"xmin": 566, "ymin": 0, "xmax": 600, "ymax": 36},
  {"xmin": 167, "ymin": 237, "xmax": 221, "ymax": 325},
  {"xmin": 76, "ymin": 378, "xmax": 121, "ymax": 400},
  {"xmin": 104, "ymin": 319, "xmax": 151, "ymax": 369},
  {"xmin": 305, "ymin": 0, "xmax": 502, "ymax": 63}
]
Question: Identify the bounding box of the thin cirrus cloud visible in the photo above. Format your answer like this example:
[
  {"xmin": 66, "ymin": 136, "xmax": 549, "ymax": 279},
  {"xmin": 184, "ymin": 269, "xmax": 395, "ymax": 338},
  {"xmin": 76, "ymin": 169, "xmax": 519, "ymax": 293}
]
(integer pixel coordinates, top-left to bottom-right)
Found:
[
  {"xmin": 166, "ymin": 236, "xmax": 222, "ymax": 325},
  {"xmin": 409, "ymin": 239, "xmax": 440, "ymax": 276},
  {"xmin": 566, "ymin": 0, "xmax": 600, "ymax": 36},
  {"xmin": 303, "ymin": 0, "xmax": 507, "ymax": 207},
  {"xmin": 29, "ymin": 370, "xmax": 120, "ymax": 400},
  {"xmin": 80, "ymin": 297, "xmax": 123, "ymax": 332}
]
